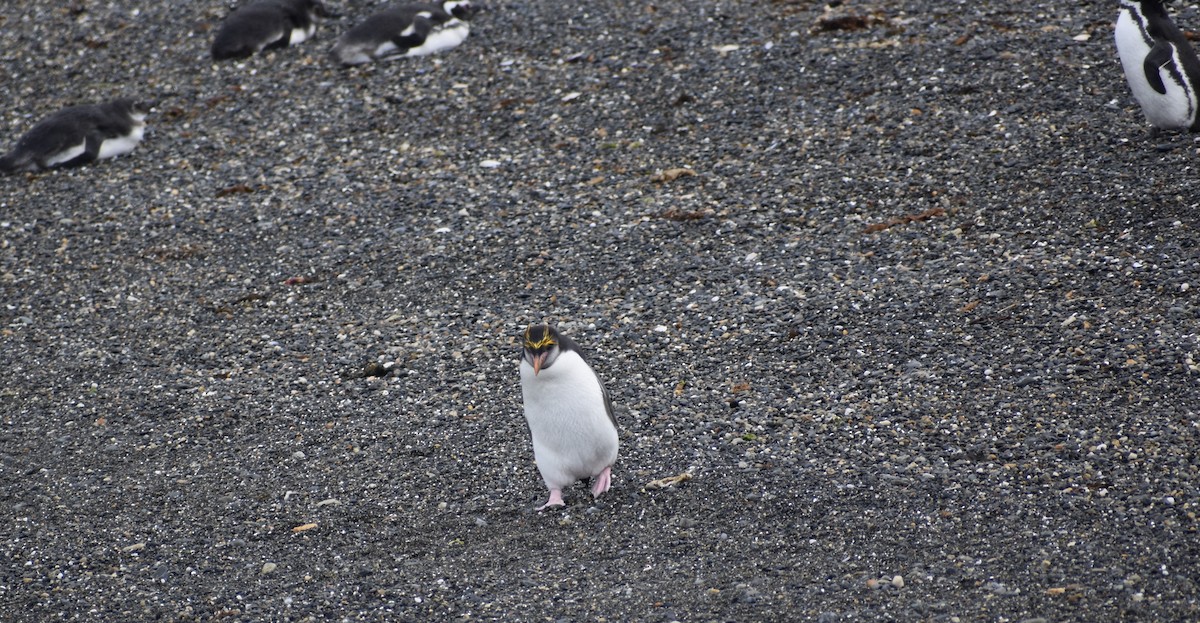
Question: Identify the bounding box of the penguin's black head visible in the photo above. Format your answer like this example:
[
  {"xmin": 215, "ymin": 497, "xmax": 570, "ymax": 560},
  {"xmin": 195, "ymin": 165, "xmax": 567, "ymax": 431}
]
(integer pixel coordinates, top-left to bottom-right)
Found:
[
  {"xmin": 522, "ymin": 323, "xmax": 562, "ymax": 375},
  {"xmin": 443, "ymin": 0, "xmax": 476, "ymax": 20},
  {"xmin": 111, "ymin": 98, "xmax": 154, "ymax": 119}
]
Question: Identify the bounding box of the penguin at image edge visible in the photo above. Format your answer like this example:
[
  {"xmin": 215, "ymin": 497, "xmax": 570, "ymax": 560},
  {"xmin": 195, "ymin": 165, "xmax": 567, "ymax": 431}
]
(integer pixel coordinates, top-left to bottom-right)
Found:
[
  {"xmin": 1114, "ymin": 0, "xmax": 1200, "ymax": 133},
  {"xmin": 0, "ymin": 99, "xmax": 151, "ymax": 174},
  {"xmin": 212, "ymin": 0, "xmax": 335, "ymax": 60}
]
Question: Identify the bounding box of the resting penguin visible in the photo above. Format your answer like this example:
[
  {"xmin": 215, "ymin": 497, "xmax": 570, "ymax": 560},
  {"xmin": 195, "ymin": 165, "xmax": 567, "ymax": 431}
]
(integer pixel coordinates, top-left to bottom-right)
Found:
[
  {"xmin": 1115, "ymin": 0, "xmax": 1200, "ymax": 133},
  {"xmin": 331, "ymin": 0, "xmax": 475, "ymax": 66},
  {"xmin": 212, "ymin": 0, "xmax": 334, "ymax": 60},
  {"xmin": 0, "ymin": 99, "xmax": 151, "ymax": 174}
]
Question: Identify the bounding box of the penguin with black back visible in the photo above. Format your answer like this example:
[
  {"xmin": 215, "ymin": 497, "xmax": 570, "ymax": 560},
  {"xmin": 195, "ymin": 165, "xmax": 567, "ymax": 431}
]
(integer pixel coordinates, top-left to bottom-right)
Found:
[
  {"xmin": 519, "ymin": 324, "xmax": 619, "ymax": 511},
  {"xmin": 212, "ymin": 0, "xmax": 334, "ymax": 60},
  {"xmin": 1115, "ymin": 0, "xmax": 1200, "ymax": 134},
  {"xmin": 331, "ymin": 0, "xmax": 475, "ymax": 66},
  {"xmin": 0, "ymin": 99, "xmax": 151, "ymax": 174}
]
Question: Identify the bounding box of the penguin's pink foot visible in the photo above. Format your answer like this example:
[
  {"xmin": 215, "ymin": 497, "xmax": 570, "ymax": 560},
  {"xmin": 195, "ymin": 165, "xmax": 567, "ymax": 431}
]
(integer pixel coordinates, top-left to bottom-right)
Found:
[
  {"xmin": 536, "ymin": 489, "xmax": 565, "ymax": 511},
  {"xmin": 590, "ymin": 466, "xmax": 612, "ymax": 499}
]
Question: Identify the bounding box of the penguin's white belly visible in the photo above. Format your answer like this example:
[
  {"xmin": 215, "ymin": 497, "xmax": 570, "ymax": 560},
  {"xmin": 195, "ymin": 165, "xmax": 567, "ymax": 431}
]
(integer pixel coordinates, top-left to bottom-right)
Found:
[
  {"xmin": 374, "ymin": 40, "xmax": 401, "ymax": 58},
  {"xmin": 406, "ymin": 21, "xmax": 469, "ymax": 57},
  {"xmin": 289, "ymin": 24, "xmax": 316, "ymax": 45},
  {"xmin": 45, "ymin": 140, "xmax": 86, "ymax": 167},
  {"xmin": 520, "ymin": 354, "xmax": 618, "ymax": 490},
  {"xmin": 337, "ymin": 48, "xmax": 372, "ymax": 65},
  {"xmin": 1116, "ymin": 12, "xmax": 1196, "ymax": 129},
  {"xmin": 97, "ymin": 125, "xmax": 144, "ymax": 160}
]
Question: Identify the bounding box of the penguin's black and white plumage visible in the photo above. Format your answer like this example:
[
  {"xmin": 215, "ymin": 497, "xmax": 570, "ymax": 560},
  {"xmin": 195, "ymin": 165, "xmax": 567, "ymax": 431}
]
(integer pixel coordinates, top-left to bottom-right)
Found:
[
  {"xmin": 331, "ymin": 0, "xmax": 475, "ymax": 66},
  {"xmin": 0, "ymin": 99, "xmax": 151, "ymax": 174},
  {"xmin": 212, "ymin": 0, "xmax": 333, "ymax": 60},
  {"xmin": 1115, "ymin": 0, "xmax": 1200, "ymax": 132},
  {"xmin": 519, "ymin": 324, "xmax": 619, "ymax": 511}
]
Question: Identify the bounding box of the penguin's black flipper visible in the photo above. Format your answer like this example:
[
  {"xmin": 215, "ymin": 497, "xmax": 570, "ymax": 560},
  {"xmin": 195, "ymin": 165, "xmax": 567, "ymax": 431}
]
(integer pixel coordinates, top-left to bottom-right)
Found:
[
  {"xmin": 79, "ymin": 134, "xmax": 104, "ymax": 166},
  {"xmin": 1144, "ymin": 41, "xmax": 1174, "ymax": 94},
  {"xmin": 50, "ymin": 134, "xmax": 102, "ymax": 169},
  {"xmin": 393, "ymin": 15, "xmax": 435, "ymax": 49}
]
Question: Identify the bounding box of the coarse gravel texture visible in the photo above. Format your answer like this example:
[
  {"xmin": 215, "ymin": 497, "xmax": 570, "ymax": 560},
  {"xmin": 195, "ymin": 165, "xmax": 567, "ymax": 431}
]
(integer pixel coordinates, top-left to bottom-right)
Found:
[{"xmin": 1, "ymin": 0, "xmax": 1198, "ymax": 621}]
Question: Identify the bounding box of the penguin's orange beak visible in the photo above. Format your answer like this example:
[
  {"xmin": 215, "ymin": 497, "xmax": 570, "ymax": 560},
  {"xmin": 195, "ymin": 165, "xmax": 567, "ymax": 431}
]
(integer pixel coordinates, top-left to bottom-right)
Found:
[{"xmin": 532, "ymin": 352, "xmax": 548, "ymax": 375}]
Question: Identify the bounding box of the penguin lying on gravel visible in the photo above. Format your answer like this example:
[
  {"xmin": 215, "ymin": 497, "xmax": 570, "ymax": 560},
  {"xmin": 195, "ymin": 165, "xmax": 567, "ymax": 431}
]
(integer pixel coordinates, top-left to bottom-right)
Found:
[
  {"xmin": 1115, "ymin": 0, "xmax": 1200, "ymax": 133},
  {"xmin": 331, "ymin": 0, "xmax": 475, "ymax": 66},
  {"xmin": 0, "ymin": 99, "xmax": 150, "ymax": 174},
  {"xmin": 519, "ymin": 324, "xmax": 619, "ymax": 511},
  {"xmin": 212, "ymin": 0, "xmax": 334, "ymax": 60}
]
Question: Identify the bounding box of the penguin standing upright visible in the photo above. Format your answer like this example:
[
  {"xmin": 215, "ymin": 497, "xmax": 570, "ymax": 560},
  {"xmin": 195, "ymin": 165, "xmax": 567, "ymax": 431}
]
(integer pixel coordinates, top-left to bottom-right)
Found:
[
  {"xmin": 331, "ymin": 0, "xmax": 475, "ymax": 66},
  {"xmin": 212, "ymin": 0, "xmax": 333, "ymax": 60},
  {"xmin": 1115, "ymin": 0, "xmax": 1200, "ymax": 132},
  {"xmin": 519, "ymin": 324, "xmax": 619, "ymax": 511},
  {"xmin": 0, "ymin": 99, "xmax": 151, "ymax": 174}
]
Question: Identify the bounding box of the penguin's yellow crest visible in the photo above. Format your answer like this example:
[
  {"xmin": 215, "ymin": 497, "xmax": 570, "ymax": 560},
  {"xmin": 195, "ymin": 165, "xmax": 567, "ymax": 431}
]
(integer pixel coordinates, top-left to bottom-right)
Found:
[{"xmin": 523, "ymin": 325, "xmax": 556, "ymax": 350}]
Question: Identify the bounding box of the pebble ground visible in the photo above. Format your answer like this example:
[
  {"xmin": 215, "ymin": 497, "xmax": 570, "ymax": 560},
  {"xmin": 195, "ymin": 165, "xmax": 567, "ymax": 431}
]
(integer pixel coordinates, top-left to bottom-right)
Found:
[{"xmin": 1, "ymin": 0, "xmax": 1198, "ymax": 621}]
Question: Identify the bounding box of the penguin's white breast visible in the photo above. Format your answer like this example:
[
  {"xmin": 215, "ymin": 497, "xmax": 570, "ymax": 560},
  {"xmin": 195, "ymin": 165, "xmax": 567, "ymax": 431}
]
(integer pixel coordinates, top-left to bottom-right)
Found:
[
  {"xmin": 520, "ymin": 352, "xmax": 616, "ymax": 447},
  {"xmin": 1115, "ymin": 9, "xmax": 1152, "ymax": 76},
  {"xmin": 289, "ymin": 23, "xmax": 316, "ymax": 45},
  {"xmin": 97, "ymin": 124, "xmax": 144, "ymax": 160},
  {"xmin": 405, "ymin": 21, "xmax": 469, "ymax": 57},
  {"xmin": 520, "ymin": 352, "xmax": 618, "ymax": 486}
]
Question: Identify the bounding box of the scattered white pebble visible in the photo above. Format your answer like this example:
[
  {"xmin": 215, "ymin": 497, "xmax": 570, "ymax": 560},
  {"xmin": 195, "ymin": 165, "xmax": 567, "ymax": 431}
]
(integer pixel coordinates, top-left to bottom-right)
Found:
[
  {"xmin": 561, "ymin": 92, "xmax": 582, "ymax": 102},
  {"xmin": 891, "ymin": 575, "xmax": 905, "ymax": 588},
  {"xmin": 262, "ymin": 562, "xmax": 277, "ymax": 574},
  {"xmin": 479, "ymin": 159, "xmax": 502, "ymax": 168}
]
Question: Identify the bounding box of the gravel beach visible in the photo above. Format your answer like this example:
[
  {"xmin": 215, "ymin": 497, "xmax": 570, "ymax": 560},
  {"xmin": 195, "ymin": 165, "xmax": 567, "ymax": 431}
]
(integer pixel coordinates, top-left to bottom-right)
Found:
[{"xmin": 1, "ymin": 0, "xmax": 1198, "ymax": 620}]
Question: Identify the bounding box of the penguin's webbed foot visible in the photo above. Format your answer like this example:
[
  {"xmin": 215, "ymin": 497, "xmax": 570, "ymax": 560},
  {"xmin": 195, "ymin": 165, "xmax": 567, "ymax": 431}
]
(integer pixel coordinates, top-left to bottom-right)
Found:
[
  {"xmin": 590, "ymin": 466, "xmax": 612, "ymax": 499},
  {"xmin": 536, "ymin": 489, "xmax": 565, "ymax": 511}
]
